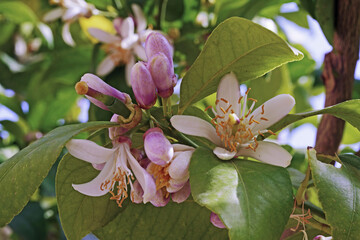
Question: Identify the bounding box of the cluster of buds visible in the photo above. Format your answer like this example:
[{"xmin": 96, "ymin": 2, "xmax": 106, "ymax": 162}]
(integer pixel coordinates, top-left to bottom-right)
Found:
[
  {"xmin": 131, "ymin": 32, "xmax": 177, "ymax": 109},
  {"xmin": 132, "ymin": 128, "xmax": 193, "ymax": 206}
]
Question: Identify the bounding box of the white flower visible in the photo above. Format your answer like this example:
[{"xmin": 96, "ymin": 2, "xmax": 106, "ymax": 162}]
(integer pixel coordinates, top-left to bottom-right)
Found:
[
  {"xmin": 171, "ymin": 72, "xmax": 295, "ymax": 167},
  {"xmin": 66, "ymin": 136, "xmax": 156, "ymax": 206},
  {"xmin": 43, "ymin": 0, "xmax": 99, "ymax": 46},
  {"xmin": 88, "ymin": 4, "xmax": 152, "ymax": 84}
]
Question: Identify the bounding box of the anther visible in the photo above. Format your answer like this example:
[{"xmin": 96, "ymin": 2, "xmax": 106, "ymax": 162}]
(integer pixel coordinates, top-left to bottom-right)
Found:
[
  {"xmin": 238, "ymin": 96, "xmax": 243, "ymax": 104},
  {"xmin": 204, "ymin": 105, "xmax": 212, "ymax": 112},
  {"xmin": 247, "ymin": 98, "xmax": 257, "ymax": 102},
  {"xmin": 261, "ymin": 105, "xmax": 265, "ymax": 114},
  {"xmin": 260, "ymin": 117, "xmax": 268, "ymax": 121},
  {"xmin": 220, "ymin": 98, "xmax": 228, "ymax": 103},
  {"xmin": 220, "ymin": 107, "xmax": 226, "ymax": 114},
  {"xmin": 225, "ymin": 105, "xmax": 232, "ymax": 113}
]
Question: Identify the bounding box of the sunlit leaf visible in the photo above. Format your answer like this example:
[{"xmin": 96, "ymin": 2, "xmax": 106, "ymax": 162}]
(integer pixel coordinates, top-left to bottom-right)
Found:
[
  {"xmin": 0, "ymin": 121, "xmax": 117, "ymax": 226},
  {"xmin": 178, "ymin": 17, "xmax": 303, "ymax": 114},
  {"xmin": 190, "ymin": 147, "xmax": 293, "ymax": 239},
  {"xmin": 0, "ymin": 1, "xmax": 38, "ymax": 23}
]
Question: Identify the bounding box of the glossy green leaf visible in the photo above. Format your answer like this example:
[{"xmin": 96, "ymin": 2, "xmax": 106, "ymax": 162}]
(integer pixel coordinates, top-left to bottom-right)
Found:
[
  {"xmin": 308, "ymin": 150, "xmax": 360, "ymax": 239},
  {"xmin": 279, "ymin": 10, "xmax": 310, "ymax": 29},
  {"xmin": 178, "ymin": 17, "xmax": 303, "ymax": 114},
  {"xmin": 56, "ymin": 153, "xmax": 122, "ymax": 240},
  {"xmin": 267, "ymin": 99, "xmax": 360, "ymax": 137},
  {"xmin": 94, "ymin": 201, "xmax": 227, "ymax": 239},
  {"xmin": 315, "ymin": 0, "xmax": 334, "ymax": 45},
  {"xmin": 0, "ymin": 1, "xmax": 38, "ymax": 23},
  {"xmin": 190, "ymin": 147, "xmax": 293, "ymax": 240},
  {"xmin": 0, "ymin": 121, "xmax": 117, "ymax": 226}
]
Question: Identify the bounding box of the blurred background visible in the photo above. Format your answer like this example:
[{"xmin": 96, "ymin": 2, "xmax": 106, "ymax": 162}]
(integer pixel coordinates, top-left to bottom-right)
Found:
[{"xmin": 0, "ymin": 0, "xmax": 359, "ymax": 239}]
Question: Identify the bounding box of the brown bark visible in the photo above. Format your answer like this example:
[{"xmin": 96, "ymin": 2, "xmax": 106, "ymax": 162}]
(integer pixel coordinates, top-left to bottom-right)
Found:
[{"xmin": 315, "ymin": 0, "xmax": 360, "ymax": 155}]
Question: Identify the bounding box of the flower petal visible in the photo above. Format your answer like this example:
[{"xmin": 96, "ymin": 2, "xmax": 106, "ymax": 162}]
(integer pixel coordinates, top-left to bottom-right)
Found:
[
  {"xmin": 171, "ymin": 181, "xmax": 191, "ymax": 203},
  {"xmin": 96, "ymin": 55, "xmax": 116, "ymax": 77},
  {"xmin": 170, "ymin": 115, "xmax": 222, "ymax": 146},
  {"xmin": 236, "ymin": 141, "xmax": 292, "ymax": 167},
  {"xmin": 216, "ymin": 72, "xmax": 241, "ymax": 117},
  {"xmin": 172, "ymin": 144, "xmax": 195, "ymax": 152},
  {"xmin": 131, "ymin": 4, "xmax": 147, "ymax": 32},
  {"xmin": 133, "ymin": 43, "xmax": 147, "ymax": 60},
  {"xmin": 131, "ymin": 180, "xmax": 144, "ymax": 204},
  {"xmin": 43, "ymin": 8, "xmax": 64, "ymax": 22},
  {"xmin": 249, "ymin": 94, "xmax": 295, "ymax": 133},
  {"xmin": 62, "ymin": 7, "xmax": 82, "ymax": 21},
  {"xmin": 88, "ymin": 28, "xmax": 121, "ymax": 43},
  {"xmin": 120, "ymin": 17, "xmax": 135, "ymax": 39},
  {"xmin": 125, "ymin": 54, "xmax": 135, "ymax": 86},
  {"xmin": 121, "ymin": 33, "xmax": 139, "ymax": 49},
  {"xmin": 210, "ymin": 212, "xmax": 226, "ymax": 229},
  {"xmin": 72, "ymin": 159, "xmax": 116, "ymax": 196},
  {"xmin": 213, "ymin": 147, "xmax": 236, "ymax": 160},
  {"xmin": 62, "ymin": 22, "xmax": 75, "ymax": 46},
  {"xmin": 66, "ymin": 139, "xmax": 115, "ymax": 164},
  {"xmin": 168, "ymin": 151, "xmax": 192, "ymax": 180},
  {"xmin": 150, "ymin": 189, "xmax": 170, "ymax": 207},
  {"xmin": 124, "ymin": 145, "xmax": 156, "ymax": 203}
]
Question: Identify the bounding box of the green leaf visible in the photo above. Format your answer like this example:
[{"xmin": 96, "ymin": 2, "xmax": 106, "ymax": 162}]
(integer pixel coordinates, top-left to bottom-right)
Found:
[
  {"xmin": 308, "ymin": 149, "xmax": 360, "ymax": 239},
  {"xmin": 94, "ymin": 201, "xmax": 228, "ymax": 239},
  {"xmin": 268, "ymin": 99, "xmax": 360, "ymax": 136},
  {"xmin": 279, "ymin": 10, "xmax": 310, "ymax": 29},
  {"xmin": 315, "ymin": 0, "xmax": 334, "ymax": 45},
  {"xmin": 178, "ymin": 17, "xmax": 303, "ymax": 114},
  {"xmin": 190, "ymin": 147, "xmax": 293, "ymax": 240},
  {"xmin": 0, "ymin": 1, "xmax": 38, "ymax": 23},
  {"xmin": 0, "ymin": 121, "xmax": 117, "ymax": 226},
  {"xmin": 56, "ymin": 153, "xmax": 122, "ymax": 240}
]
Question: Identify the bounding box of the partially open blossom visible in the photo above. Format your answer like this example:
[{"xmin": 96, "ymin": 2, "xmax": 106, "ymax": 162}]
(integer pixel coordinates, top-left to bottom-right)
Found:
[
  {"xmin": 75, "ymin": 73, "xmax": 130, "ymax": 111},
  {"xmin": 313, "ymin": 236, "xmax": 332, "ymax": 240},
  {"xmin": 210, "ymin": 212, "xmax": 226, "ymax": 229},
  {"xmin": 143, "ymin": 128, "xmax": 174, "ymax": 166},
  {"xmin": 145, "ymin": 144, "xmax": 194, "ymax": 206},
  {"xmin": 147, "ymin": 53, "xmax": 176, "ymax": 98},
  {"xmin": 171, "ymin": 72, "xmax": 294, "ymax": 167},
  {"xmin": 88, "ymin": 4, "xmax": 152, "ymax": 84},
  {"xmin": 130, "ymin": 62, "xmax": 157, "ymax": 109},
  {"xmin": 43, "ymin": 0, "xmax": 99, "ymax": 46},
  {"xmin": 66, "ymin": 136, "xmax": 156, "ymax": 206}
]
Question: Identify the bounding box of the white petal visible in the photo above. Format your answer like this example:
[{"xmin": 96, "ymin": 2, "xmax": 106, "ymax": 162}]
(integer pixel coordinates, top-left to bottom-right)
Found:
[
  {"xmin": 168, "ymin": 151, "xmax": 192, "ymax": 180},
  {"xmin": 171, "ymin": 181, "xmax": 191, "ymax": 203},
  {"xmin": 132, "ymin": 4, "xmax": 147, "ymax": 32},
  {"xmin": 167, "ymin": 177, "xmax": 188, "ymax": 193},
  {"xmin": 216, "ymin": 72, "xmax": 241, "ymax": 117},
  {"xmin": 170, "ymin": 115, "xmax": 222, "ymax": 146},
  {"xmin": 133, "ymin": 43, "xmax": 147, "ymax": 60},
  {"xmin": 125, "ymin": 55, "xmax": 135, "ymax": 86},
  {"xmin": 213, "ymin": 147, "xmax": 236, "ymax": 160},
  {"xmin": 172, "ymin": 144, "xmax": 194, "ymax": 152},
  {"xmin": 88, "ymin": 28, "xmax": 121, "ymax": 43},
  {"xmin": 96, "ymin": 55, "xmax": 116, "ymax": 76},
  {"xmin": 62, "ymin": 22, "xmax": 75, "ymax": 46},
  {"xmin": 62, "ymin": 7, "xmax": 82, "ymax": 21},
  {"xmin": 236, "ymin": 141, "xmax": 292, "ymax": 167},
  {"xmin": 120, "ymin": 17, "xmax": 135, "ymax": 39},
  {"xmin": 43, "ymin": 8, "xmax": 63, "ymax": 22},
  {"xmin": 124, "ymin": 145, "xmax": 156, "ymax": 203},
  {"xmin": 121, "ymin": 34, "xmax": 139, "ymax": 49},
  {"xmin": 249, "ymin": 94, "xmax": 295, "ymax": 133},
  {"xmin": 72, "ymin": 159, "xmax": 116, "ymax": 196},
  {"xmin": 66, "ymin": 139, "xmax": 115, "ymax": 164}
]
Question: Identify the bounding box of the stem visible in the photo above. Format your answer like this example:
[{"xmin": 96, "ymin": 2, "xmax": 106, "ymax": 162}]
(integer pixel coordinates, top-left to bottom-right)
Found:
[
  {"xmin": 307, "ymin": 219, "xmax": 332, "ymax": 235},
  {"xmin": 295, "ymin": 164, "xmax": 311, "ymax": 205}
]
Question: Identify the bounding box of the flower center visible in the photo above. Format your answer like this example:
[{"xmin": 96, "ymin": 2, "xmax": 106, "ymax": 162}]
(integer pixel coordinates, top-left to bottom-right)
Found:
[
  {"xmin": 206, "ymin": 88, "xmax": 275, "ymax": 152},
  {"xmin": 104, "ymin": 43, "xmax": 131, "ymax": 65},
  {"xmin": 147, "ymin": 163, "xmax": 171, "ymax": 191},
  {"xmin": 100, "ymin": 167, "xmax": 134, "ymax": 207}
]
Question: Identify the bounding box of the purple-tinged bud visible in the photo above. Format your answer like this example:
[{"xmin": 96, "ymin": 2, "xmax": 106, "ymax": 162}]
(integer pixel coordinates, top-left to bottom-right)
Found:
[
  {"xmin": 145, "ymin": 32, "xmax": 173, "ymax": 66},
  {"xmin": 210, "ymin": 212, "xmax": 226, "ymax": 229},
  {"xmin": 144, "ymin": 128, "xmax": 174, "ymax": 166},
  {"xmin": 76, "ymin": 74, "xmax": 130, "ymax": 111},
  {"xmin": 131, "ymin": 62, "xmax": 157, "ymax": 109},
  {"xmin": 171, "ymin": 181, "xmax": 191, "ymax": 203},
  {"xmin": 148, "ymin": 53, "xmax": 176, "ymax": 98}
]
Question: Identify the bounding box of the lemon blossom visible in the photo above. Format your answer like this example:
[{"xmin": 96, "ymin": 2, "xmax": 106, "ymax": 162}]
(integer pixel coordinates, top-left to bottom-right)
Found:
[
  {"xmin": 171, "ymin": 73, "xmax": 295, "ymax": 167},
  {"xmin": 88, "ymin": 4, "xmax": 152, "ymax": 84},
  {"xmin": 43, "ymin": 0, "xmax": 99, "ymax": 46},
  {"xmin": 66, "ymin": 136, "xmax": 156, "ymax": 206}
]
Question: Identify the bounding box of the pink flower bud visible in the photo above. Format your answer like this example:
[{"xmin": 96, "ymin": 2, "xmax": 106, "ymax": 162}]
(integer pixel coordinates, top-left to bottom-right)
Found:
[
  {"xmin": 210, "ymin": 212, "xmax": 226, "ymax": 229},
  {"xmin": 144, "ymin": 128, "xmax": 174, "ymax": 166},
  {"xmin": 145, "ymin": 32, "xmax": 173, "ymax": 65},
  {"xmin": 148, "ymin": 53, "xmax": 176, "ymax": 98},
  {"xmin": 130, "ymin": 62, "xmax": 157, "ymax": 109}
]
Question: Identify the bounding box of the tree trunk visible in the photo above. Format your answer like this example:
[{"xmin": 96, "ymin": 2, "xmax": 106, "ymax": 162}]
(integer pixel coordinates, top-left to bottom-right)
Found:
[{"xmin": 315, "ymin": 0, "xmax": 360, "ymax": 155}]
